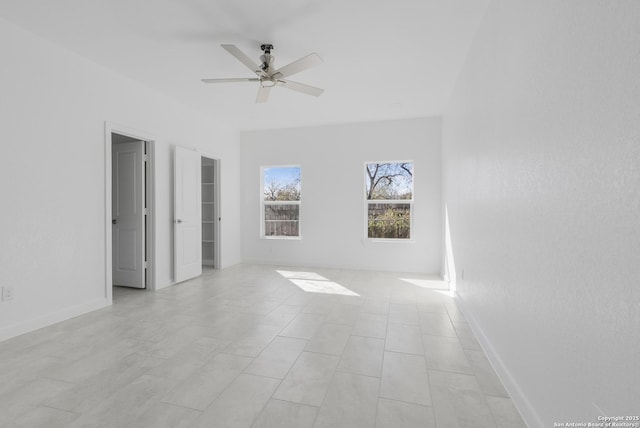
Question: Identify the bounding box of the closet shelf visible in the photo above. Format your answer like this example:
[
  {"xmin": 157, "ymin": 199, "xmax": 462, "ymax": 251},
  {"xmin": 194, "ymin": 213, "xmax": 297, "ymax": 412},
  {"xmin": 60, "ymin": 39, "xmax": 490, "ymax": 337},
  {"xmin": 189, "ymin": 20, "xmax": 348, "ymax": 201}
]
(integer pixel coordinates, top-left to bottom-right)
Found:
[{"xmin": 202, "ymin": 161, "xmax": 216, "ymax": 268}]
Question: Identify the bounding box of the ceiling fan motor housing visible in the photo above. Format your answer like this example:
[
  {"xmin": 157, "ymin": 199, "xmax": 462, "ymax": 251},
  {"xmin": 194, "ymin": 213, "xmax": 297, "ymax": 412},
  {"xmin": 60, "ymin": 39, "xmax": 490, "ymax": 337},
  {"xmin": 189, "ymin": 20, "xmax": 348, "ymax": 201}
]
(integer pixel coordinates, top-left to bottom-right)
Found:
[{"xmin": 260, "ymin": 54, "xmax": 274, "ymax": 71}]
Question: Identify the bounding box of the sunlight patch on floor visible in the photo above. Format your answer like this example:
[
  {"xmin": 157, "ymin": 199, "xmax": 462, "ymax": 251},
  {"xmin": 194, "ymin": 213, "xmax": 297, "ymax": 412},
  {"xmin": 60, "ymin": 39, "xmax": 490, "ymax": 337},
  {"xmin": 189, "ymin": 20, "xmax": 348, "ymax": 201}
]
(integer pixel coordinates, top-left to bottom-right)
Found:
[
  {"xmin": 277, "ymin": 270, "xmax": 360, "ymax": 296},
  {"xmin": 277, "ymin": 270, "xmax": 328, "ymax": 281}
]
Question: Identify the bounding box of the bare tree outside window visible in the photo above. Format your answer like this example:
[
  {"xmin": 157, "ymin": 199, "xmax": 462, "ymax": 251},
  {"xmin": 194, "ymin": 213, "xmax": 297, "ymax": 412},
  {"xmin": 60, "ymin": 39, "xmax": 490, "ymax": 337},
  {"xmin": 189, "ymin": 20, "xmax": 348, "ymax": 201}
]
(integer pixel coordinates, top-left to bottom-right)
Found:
[
  {"xmin": 263, "ymin": 166, "xmax": 301, "ymax": 237},
  {"xmin": 365, "ymin": 162, "xmax": 413, "ymax": 239}
]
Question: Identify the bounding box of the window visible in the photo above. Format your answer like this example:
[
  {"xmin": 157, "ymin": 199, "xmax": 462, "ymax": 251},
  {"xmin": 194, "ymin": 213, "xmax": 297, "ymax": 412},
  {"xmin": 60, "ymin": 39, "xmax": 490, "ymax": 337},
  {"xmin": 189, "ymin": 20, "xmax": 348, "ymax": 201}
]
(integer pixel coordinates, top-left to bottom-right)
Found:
[
  {"xmin": 365, "ymin": 162, "xmax": 413, "ymax": 240},
  {"xmin": 262, "ymin": 166, "xmax": 301, "ymax": 238}
]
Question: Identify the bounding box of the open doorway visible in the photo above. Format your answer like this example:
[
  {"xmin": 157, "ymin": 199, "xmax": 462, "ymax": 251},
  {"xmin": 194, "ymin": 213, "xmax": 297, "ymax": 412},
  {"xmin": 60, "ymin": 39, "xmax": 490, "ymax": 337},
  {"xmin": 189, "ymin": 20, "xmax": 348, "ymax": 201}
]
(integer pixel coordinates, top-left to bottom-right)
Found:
[
  {"xmin": 105, "ymin": 124, "xmax": 155, "ymax": 304},
  {"xmin": 201, "ymin": 156, "xmax": 220, "ymax": 270}
]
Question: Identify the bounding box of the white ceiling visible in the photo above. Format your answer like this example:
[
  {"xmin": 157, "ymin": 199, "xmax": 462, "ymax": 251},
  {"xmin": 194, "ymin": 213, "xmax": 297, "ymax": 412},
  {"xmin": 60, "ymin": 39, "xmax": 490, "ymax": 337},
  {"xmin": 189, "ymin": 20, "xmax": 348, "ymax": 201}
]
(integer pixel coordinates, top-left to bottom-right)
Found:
[{"xmin": 0, "ymin": 0, "xmax": 489, "ymax": 130}]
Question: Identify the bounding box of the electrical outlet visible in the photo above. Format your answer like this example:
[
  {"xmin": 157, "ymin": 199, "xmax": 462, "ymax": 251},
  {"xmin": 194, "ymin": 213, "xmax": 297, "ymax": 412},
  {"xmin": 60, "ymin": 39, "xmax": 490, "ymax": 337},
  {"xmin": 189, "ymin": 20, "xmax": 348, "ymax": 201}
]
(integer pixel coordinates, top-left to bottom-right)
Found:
[{"xmin": 1, "ymin": 286, "xmax": 14, "ymax": 301}]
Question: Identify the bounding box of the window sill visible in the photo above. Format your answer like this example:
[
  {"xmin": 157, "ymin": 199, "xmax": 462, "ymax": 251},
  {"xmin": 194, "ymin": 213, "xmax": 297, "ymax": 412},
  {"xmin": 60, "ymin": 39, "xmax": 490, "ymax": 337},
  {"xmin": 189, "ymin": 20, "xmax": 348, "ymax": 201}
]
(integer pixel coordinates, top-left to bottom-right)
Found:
[
  {"xmin": 366, "ymin": 238, "xmax": 415, "ymax": 243},
  {"xmin": 262, "ymin": 236, "xmax": 302, "ymax": 241}
]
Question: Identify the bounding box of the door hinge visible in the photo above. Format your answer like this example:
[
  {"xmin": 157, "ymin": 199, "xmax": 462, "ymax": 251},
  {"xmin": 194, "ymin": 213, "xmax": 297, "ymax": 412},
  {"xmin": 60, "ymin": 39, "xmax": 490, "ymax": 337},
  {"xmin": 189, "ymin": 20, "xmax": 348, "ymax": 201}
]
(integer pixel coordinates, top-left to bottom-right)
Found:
[
  {"xmin": 144, "ymin": 208, "xmax": 149, "ymax": 215},
  {"xmin": 144, "ymin": 154, "xmax": 149, "ymax": 162},
  {"xmin": 144, "ymin": 261, "xmax": 149, "ymax": 269}
]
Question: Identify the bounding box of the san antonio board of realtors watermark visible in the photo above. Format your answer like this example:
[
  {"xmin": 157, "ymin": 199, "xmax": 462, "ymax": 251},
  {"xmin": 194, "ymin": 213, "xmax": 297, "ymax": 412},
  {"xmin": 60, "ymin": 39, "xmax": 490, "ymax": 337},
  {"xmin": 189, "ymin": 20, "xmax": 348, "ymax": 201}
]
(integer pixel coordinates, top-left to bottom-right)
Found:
[{"xmin": 554, "ymin": 416, "xmax": 640, "ymax": 427}]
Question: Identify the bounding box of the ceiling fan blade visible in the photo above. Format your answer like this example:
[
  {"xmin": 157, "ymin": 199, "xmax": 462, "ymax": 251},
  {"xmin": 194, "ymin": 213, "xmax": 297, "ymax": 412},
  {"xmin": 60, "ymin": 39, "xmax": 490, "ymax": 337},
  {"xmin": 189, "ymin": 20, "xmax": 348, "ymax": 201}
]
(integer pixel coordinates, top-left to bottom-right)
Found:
[
  {"xmin": 256, "ymin": 84, "xmax": 271, "ymax": 103},
  {"xmin": 201, "ymin": 78, "xmax": 260, "ymax": 83},
  {"xmin": 271, "ymin": 53, "xmax": 323, "ymax": 79},
  {"xmin": 221, "ymin": 44, "xmax": 261, "ymax": 75},
  {"xmin": 277, "ymin": 80, "xmax": 324, "ymax": 97}
]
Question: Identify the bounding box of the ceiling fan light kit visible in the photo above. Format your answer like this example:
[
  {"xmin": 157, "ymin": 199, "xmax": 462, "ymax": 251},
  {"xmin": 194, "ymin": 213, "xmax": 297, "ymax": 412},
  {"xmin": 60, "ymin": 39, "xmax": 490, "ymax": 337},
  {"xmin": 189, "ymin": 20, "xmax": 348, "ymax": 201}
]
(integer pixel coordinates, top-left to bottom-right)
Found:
[{"xmin": 201, "ymin": 43, "xmax": 324, "ymax": 103}]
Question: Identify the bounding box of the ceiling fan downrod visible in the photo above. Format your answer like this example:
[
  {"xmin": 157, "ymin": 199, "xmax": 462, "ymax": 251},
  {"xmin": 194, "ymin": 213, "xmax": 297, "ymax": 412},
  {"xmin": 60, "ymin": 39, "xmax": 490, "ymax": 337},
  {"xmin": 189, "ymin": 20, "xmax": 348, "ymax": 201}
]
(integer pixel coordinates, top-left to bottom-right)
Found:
[{"xmin": 260, "ymin": 43, "xmax": 274, "ymax": 72}]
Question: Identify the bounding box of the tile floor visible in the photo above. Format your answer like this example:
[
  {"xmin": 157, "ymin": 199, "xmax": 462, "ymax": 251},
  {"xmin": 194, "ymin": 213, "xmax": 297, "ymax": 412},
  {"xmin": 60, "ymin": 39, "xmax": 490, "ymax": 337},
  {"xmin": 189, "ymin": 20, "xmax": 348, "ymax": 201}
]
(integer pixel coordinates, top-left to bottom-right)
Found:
[{"xmin": 0, "ymin": 264, "xmax": 527, "ymax": 427}]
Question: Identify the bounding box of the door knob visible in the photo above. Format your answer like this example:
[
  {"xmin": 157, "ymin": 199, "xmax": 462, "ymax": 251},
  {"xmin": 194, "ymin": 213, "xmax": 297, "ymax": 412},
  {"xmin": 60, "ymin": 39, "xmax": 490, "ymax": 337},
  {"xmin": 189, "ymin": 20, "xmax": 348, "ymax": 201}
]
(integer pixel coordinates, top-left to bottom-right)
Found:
[
  {"xmin": 176, "ymin": 219, "xmax": 183, "ymax": 224},
  {"xmin": 112, "ymin": 219, "xmax": 117, "ymax": 225}
]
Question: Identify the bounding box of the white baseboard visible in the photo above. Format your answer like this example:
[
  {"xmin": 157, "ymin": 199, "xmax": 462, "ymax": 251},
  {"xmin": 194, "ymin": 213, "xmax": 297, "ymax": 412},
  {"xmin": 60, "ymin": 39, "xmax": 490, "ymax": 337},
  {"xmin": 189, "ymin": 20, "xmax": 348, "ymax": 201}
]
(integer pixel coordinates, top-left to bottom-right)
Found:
[
  {"xmin": 239, "ymin": 258, "xmax": 439, "ymax": 276},
  {"xmin": 0, "ymin": 298, "xmax": 110, "ymax": 342},
  {"xmin": 455, "ymin": 295, "xmax": 543, "ymax": 428}
]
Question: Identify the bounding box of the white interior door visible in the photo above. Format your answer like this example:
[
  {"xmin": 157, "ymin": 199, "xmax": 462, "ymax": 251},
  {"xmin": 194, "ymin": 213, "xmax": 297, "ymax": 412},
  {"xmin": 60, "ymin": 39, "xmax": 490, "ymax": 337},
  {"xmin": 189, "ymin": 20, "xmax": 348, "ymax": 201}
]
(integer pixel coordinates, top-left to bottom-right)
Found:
[
  {"xmin": 112, "ymin": 141, "xmax": 145, "ymax": 288},
  {"xmin": 174, "ymin": 146, "xmax": 202, "ymax": 282}
]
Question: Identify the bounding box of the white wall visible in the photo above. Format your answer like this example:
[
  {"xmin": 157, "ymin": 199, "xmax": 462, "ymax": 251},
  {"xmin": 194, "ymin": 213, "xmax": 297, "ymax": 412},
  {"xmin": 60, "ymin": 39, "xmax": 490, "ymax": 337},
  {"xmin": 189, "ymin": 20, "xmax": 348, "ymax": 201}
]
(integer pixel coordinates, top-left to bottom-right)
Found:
[
  {"xmin": 0, "ymin": 18, "xmax": 241, "ymax": 341},
  {"xmin": 443, "ymin": 1, "xmax": 640, "ymax": 425},
  {"xmin": 241, "ymin": 118, "xmax": 442, "ymax": 274}
]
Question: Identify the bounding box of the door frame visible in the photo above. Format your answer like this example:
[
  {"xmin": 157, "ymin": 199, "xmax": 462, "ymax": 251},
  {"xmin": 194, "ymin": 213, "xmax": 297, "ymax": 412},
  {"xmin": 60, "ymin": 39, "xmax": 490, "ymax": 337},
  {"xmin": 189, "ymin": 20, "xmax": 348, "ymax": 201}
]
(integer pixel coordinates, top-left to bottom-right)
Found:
[
  {"xmin": 104, "ymin": 122, "xmax": 156, "ymax": 304},
  {"xmin": 200, "ymin": 154, "xmax": 222, "ymax": 270}
]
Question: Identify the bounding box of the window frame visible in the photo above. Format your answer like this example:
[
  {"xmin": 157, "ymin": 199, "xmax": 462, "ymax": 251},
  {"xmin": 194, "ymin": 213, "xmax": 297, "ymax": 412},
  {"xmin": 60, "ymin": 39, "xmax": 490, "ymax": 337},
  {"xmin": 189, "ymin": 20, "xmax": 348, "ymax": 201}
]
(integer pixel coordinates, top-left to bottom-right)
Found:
[
  {"xmin": 364, "ymin": 160, "xmax": 414, "ymax": 242},
  {"xmin": 260, "ymin": 165, "xmax": 302, "ymax": 240}
]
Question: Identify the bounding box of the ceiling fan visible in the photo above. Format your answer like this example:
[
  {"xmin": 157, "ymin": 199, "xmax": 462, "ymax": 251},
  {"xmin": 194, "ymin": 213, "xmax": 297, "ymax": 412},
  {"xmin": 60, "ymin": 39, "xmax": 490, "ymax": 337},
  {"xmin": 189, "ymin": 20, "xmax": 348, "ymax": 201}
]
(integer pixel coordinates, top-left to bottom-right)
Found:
[{"xmin": 201, "ymin": 44, "xmax": 324, "ymax": 103}]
